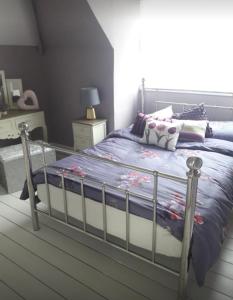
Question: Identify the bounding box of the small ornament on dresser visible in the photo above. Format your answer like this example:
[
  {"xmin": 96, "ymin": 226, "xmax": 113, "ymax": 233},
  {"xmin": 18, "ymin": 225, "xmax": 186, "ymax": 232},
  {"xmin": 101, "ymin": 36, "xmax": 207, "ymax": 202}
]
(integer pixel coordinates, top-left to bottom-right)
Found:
[{"xmin": 17, "ymin": 90, "xmax": 40, "ymax": 110}]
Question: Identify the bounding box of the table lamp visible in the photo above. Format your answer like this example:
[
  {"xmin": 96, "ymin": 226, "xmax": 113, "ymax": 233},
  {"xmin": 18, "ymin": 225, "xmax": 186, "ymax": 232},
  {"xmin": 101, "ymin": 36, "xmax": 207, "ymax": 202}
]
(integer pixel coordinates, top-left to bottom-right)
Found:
[{"xmin": 80, "ymin": 87, "xmax": 100, "ymax": 120}]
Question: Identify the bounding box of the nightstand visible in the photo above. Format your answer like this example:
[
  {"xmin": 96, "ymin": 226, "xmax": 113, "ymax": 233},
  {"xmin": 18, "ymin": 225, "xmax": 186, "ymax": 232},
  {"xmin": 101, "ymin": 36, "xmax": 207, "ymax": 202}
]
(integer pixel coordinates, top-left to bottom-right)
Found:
[{"xmin": 72, "ymin": 119, "xmax": 107, "ymax": 151}]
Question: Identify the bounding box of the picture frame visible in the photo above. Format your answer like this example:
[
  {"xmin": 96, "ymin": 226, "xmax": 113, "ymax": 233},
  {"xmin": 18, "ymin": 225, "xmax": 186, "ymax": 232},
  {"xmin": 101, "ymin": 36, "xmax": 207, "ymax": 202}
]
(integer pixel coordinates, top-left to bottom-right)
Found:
[
  {"xmin": 6, "ymin": 78, "xmax": 23, "ymax": 109},
  {"xmin": 0, "ymin": 70, "xmax": 9, "ymax": 110}
]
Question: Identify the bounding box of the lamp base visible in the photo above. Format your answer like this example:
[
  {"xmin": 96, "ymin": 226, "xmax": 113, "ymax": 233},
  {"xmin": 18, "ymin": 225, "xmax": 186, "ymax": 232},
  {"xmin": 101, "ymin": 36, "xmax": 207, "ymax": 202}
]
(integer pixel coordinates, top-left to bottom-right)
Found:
[{"xmin": 86, "ymin": 106, "xmax": 96, "ymax": 120}]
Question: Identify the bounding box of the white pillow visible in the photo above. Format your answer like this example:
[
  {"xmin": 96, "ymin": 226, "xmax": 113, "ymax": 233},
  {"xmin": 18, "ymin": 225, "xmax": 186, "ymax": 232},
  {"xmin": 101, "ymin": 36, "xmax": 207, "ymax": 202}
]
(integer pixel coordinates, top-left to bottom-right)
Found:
[
  {"xmin": 150, "ymin": 105, "xmax": 173, "ymax": 121},
  {"xmin": 140, "ymin": 119, "xmax": 182, "ymax": 151}
]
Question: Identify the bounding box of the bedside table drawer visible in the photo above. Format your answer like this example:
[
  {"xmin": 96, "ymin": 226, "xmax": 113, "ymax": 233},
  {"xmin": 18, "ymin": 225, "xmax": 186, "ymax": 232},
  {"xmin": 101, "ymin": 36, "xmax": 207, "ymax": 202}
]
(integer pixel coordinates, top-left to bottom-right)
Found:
[
  {"xmin": 74, "ymin": 124, "xmax": 92, "ymax": 137},
  {"xmin": 93, "ymin": 124, "xmax": 106, "ymax": 145},
  {"xmin": 74, "ymin": 136, "xmax": 92, "ymax": 151}
]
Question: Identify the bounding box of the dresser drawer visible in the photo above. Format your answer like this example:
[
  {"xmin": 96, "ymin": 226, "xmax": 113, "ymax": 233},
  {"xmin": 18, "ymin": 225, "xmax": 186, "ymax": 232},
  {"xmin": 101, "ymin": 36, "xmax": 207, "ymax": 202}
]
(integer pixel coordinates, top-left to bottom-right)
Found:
[
  {"xmin": 74, "ymin": 123, "xmax": 92, "ymax": 137},
  {"xmin": 0, "ymin": 120, "xmax": 13, "ymax": 133},
  {"xmin": 0, "ymin": 120, "xmax": 16, "ymax": 138},
  {"xmin": 0, "ymin": 111, "xmax": 47, "ymax": 141},
  {"xmin": 15, "ymin": 117, "xmax": 34, "ymax": 131}
]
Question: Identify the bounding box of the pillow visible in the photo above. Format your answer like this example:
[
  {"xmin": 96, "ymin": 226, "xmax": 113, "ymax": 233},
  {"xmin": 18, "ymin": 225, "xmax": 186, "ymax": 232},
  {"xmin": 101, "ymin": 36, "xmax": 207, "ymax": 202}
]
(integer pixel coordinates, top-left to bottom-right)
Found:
[
  {"xmin": 175, "ymin": 120, "xmax": 208, "ymax": 143},
  {"xmin": 172, "ymin": 103, "xmax": 213, "ymax": 138},
  {"xmin": 172, "ymin": 103, "xmax": 207, "ymax": 120},
  {"xmin": 150, "ymin": 105, "xmax": 173, "ymax": 120},
  {"xmin": 140, "ymin": 119, "xmax": 182, "ymax": 151},
  {"xmin": 209, "ymin": 121, "xmax": 233, "ymax": 142},
  {"xmin": 131, "ymin": 106, "xmax": 173, "ymax": 137}
]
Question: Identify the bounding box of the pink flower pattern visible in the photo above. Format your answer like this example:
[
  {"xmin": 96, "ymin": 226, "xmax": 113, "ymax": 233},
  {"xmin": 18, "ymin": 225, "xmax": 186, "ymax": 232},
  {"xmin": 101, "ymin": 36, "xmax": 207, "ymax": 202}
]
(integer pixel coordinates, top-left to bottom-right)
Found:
[
  {"xmin": 119, "ymin": 171, "xmax": 151, "ymax": 189},
  {"xmin": 97, "ymin": 153, "xmax": 118, "ymax": 161},
  {"xmin": 140, "ymin": 147, "xmax": 160, "ymax": 159},
  {"xmin": 56, "ymin": 164, "xmax": 86, "ymax": 178}
]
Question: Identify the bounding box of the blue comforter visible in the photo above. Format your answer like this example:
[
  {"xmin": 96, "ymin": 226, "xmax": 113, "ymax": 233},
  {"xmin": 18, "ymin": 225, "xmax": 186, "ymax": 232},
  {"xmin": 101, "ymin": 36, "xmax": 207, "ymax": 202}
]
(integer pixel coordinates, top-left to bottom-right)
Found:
[{"xmin": 21, "ymin": 128, "xmax": 233, "ymax": 285}]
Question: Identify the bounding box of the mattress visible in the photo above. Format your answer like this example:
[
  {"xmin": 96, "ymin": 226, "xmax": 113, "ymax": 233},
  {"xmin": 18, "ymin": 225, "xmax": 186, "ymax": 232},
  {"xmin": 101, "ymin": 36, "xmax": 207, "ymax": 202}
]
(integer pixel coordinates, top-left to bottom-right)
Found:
[{"xmin": 37, "ymin": 183, "xmax": 182, "ymax": 258}]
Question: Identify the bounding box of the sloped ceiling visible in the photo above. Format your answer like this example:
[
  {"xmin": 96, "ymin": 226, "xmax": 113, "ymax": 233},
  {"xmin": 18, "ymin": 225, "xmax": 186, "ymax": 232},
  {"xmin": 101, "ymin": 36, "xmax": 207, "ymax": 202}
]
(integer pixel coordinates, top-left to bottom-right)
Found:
[
  {"xmin": 34, "ymin": 0, "xmax": 112, "ymax": 49},
  {"xmin": 87, "ymin": 0, "xmax": 140, "ymax": 48},
  {"xmin": 0, "ymin": 0, "xmax": 38, "ymax": 46}
]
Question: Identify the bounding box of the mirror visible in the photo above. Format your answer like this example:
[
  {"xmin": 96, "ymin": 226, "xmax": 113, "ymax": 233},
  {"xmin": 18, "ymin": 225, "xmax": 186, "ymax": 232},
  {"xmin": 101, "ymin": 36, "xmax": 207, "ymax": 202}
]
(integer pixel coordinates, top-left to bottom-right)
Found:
[{"xmin": 0, "ymin": 70, "xmax": 9, "ymax": 110}]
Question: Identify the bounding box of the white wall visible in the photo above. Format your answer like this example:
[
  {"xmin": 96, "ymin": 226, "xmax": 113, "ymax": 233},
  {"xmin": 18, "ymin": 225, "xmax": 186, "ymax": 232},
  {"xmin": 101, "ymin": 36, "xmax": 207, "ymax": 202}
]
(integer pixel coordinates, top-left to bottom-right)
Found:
[
  {"xmin": 0, "ymin": 0, "xmax": 38, "ymax": 46},
  {"xmin": 87, "ymin": 0, "xmax": 140, "ymax": 129}
]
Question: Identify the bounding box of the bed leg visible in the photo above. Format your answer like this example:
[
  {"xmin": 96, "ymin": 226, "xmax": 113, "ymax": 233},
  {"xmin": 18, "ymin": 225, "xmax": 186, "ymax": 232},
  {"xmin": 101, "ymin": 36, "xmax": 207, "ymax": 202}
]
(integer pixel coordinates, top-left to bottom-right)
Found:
[
  {"xmin": 178, "ymin": 157, "xmax": 202, "ymax": 300},
  {"xmin": 19, "ymin": 122, "xmax": 40, "ymax": 231}
]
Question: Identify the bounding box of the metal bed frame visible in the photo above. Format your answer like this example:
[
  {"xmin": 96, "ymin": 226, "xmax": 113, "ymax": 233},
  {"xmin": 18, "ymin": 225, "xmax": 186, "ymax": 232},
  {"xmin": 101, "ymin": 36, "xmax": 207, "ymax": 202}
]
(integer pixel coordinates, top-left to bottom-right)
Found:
[{"xmin": 18, "ymin": 87, "xmax": 209, "ymax": 299}]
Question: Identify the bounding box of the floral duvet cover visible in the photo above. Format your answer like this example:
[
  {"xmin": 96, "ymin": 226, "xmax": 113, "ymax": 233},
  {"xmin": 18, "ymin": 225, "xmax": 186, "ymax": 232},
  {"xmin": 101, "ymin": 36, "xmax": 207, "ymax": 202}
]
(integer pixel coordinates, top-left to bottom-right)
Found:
[{"xmin": 21, "ymin": 127, "xmax": 233, "ymax": 285}]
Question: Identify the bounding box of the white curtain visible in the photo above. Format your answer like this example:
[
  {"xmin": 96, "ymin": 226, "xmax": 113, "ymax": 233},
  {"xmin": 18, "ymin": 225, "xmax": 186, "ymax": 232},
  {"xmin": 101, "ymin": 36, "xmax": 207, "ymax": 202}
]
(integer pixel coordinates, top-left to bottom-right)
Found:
[{"xmin": 140, "ymin": 0, "xmax": 233, "ymax": 92}]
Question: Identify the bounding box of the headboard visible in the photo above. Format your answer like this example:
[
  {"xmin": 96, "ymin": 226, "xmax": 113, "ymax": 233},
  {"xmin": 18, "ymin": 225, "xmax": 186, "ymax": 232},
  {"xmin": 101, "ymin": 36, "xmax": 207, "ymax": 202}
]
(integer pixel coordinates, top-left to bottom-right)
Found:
[{"xmin": 140, "ymin": 78, "xmax": 233, "ymax": 121}]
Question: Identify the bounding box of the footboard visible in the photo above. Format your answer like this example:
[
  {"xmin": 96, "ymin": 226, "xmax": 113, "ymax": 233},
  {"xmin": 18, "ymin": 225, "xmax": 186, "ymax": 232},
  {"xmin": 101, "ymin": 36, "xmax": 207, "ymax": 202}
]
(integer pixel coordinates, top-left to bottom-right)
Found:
[{"xmin": 19, "ymin": 122, "xmax": 202, "ymax": 300}]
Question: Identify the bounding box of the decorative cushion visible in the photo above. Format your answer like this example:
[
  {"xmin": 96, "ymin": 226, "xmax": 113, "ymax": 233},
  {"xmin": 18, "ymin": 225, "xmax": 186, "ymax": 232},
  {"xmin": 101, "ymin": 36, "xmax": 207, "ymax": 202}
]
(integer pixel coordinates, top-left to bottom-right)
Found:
[
  {"xmin": 140, "ymin": 119, "xmax": 182, "ymax": 151},
  {"xmin": 172, "ymin": 103, "xmax": 207, "ymax": 120},
  {"xmin": 131, "ymin": 112, "xmax": 150, "ymax": 137},
  {"xmin": 175, "ymin": 120, "xmax": 208, "ymax": 143},
  {"xmin": 131, "ymin": 106, "xmax": 173, "ymax": 137},
  {"xmin": 172, "ymin": 103, "xmax": 213, "ymax": 138}
]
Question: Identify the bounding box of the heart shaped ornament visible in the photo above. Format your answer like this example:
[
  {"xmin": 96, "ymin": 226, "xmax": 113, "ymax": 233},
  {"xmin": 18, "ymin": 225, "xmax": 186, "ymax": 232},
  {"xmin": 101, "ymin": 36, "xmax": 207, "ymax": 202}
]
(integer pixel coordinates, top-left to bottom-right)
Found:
[{"xmin": 17, "ymin": 90, "xmax": 40, "ymax": 110}]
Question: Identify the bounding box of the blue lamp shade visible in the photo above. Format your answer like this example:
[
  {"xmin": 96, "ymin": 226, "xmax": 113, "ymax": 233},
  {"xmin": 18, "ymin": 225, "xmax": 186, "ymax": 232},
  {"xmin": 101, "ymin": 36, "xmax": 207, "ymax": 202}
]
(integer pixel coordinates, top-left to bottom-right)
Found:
[
  {"xmin": 80, "ymin": 87, "xmax": 100, "ymax": 120},
  {"xmin": 80, "ymin": 87, "xmax": 100, "ymax": 107}
]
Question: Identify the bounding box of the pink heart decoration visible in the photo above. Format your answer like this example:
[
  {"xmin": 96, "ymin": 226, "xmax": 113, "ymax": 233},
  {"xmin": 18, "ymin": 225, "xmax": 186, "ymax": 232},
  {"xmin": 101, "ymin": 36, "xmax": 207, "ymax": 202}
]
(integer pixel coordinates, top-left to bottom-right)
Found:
[{"xmin": 17, "ymin": 90, "xmax": 40, "ymax": 110}]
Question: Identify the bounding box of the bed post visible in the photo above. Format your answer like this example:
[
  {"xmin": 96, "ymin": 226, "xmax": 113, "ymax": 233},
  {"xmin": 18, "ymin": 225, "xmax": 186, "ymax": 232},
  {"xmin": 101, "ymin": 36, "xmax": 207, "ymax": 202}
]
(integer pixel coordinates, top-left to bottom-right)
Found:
[
  {"xmin": 178, "ymin": 156, "xmax": 202, "ymax": 300},
  {"xmin": 141, "ymin": 78, "xmax": 145, "ymax": 113},
  {"xmin": 19, "ymin": 122, "xmax": 40, "ymax": 231}
]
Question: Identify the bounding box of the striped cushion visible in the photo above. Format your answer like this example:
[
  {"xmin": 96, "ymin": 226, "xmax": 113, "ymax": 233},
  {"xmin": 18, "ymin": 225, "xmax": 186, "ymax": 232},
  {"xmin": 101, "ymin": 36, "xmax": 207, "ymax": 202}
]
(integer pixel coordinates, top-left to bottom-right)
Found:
[{"xmin": 178, "ymin": 120, "xmax": 208, "ymax": 142}]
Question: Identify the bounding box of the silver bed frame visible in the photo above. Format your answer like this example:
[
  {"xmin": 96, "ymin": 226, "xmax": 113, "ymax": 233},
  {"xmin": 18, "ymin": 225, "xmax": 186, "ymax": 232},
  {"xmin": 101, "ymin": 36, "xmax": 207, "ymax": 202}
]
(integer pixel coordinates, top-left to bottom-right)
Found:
[{"xmin": 19, "ymin": 81, "xmax": 221, "ymax": 300}]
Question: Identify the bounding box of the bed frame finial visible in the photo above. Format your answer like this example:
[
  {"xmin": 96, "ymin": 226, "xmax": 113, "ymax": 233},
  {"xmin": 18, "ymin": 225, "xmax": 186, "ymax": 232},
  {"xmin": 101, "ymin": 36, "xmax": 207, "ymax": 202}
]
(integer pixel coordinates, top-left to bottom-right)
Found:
[
  {"xmin": 18, "ymin": 122, "xmax": 30, "ymax": 138},
  {"xmin": 186, "ymin": 156, "xmax": 203, "ymax": 175},
  {"xmin": 141, "ymin": 78, "xmax": 145, "ymax": 113}
]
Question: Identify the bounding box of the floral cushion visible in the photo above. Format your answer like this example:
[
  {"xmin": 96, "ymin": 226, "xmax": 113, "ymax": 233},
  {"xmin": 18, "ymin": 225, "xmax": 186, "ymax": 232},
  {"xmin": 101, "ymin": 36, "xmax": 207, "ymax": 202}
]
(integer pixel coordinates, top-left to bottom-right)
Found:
[
  {"xmin": 131, "ymin": 106, "xmax": 173, "ymax": 137},
  {"xmin": 140, "ymin": 119, "xmax": 182, "ymax": 151}
]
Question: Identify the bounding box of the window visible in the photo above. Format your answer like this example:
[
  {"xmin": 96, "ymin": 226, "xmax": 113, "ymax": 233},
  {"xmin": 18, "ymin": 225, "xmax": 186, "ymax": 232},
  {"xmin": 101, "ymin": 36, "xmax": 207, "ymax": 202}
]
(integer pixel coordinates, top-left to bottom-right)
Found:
[{"xmin": 140, "ymin": 0, "xmax": 233, "ymax": 92}]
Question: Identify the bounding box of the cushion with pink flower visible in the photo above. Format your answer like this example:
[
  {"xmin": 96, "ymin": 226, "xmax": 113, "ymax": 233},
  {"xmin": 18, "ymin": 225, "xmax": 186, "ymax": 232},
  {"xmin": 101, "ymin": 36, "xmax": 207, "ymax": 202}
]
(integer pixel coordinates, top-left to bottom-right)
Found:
[{"xmin": 140, "ymin": 119, "xmax": 182, "ymax": 151}]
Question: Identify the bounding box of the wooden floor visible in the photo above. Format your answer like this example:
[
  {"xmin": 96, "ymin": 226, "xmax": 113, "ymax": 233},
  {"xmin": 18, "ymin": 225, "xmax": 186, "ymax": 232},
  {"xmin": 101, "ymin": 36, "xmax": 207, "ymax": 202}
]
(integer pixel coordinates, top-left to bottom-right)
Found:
[{"xmin": 0, "ymin": 189, "xmax": 233, "ymax": 300}]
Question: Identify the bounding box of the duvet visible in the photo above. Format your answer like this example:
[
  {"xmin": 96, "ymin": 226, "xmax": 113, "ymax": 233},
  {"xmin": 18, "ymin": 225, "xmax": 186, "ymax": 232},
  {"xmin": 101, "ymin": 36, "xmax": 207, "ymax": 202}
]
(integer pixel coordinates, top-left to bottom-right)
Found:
[{"xmin": 21, "ymin": 127, "xmax": 233, "ymax": 286}]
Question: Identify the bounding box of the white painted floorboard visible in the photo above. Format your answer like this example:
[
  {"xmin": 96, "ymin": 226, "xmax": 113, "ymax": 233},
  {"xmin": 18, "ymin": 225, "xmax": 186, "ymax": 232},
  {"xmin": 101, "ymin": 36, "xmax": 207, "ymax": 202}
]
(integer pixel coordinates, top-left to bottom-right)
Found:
[{"xmin": 0, "ymin": 189, "xmax": 232, "ymax": 300}]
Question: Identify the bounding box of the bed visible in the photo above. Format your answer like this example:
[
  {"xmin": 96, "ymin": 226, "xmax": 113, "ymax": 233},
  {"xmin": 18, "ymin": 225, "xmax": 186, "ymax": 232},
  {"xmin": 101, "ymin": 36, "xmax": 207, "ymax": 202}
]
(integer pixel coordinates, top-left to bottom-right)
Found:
[{"xmin": 19, "ymin": 82, "xmax": 233, "ymax": 300}]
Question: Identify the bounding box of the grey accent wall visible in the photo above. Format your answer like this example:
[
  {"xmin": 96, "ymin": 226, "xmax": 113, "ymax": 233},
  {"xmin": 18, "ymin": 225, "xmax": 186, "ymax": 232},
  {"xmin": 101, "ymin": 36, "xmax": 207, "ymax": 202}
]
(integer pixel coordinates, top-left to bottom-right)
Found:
[
  {"xmin": 0, "ymin": 0, "xmax": 140, "ymax": 147},
  {"xmin": 0, "ymin": 46, "xmax": 48, "ymax": 112},
  {"xmin": 0, "ymin": 0, "xmax": 38, "ymax": 46},
  {"xmin": 34, "ymin": 0, "xmax": 114, "ymax": 146}
]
